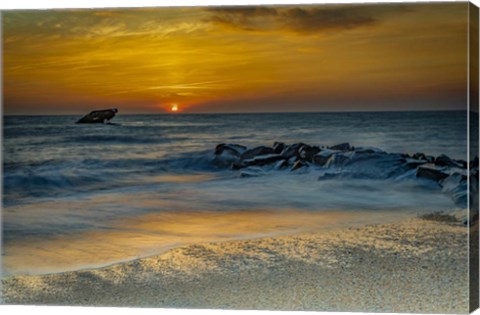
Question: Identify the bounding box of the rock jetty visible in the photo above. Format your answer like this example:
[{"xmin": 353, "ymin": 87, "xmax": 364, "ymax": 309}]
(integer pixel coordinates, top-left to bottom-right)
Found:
[{"xmin": 213, "ymin": 141, "xmax": 479, "ymax": 209}]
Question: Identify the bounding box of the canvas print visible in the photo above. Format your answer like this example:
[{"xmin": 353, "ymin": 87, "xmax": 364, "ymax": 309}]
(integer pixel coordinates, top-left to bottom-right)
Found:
[{"xmin": 1, "ymin": 1, "xmax": 479, "ymax": 313}]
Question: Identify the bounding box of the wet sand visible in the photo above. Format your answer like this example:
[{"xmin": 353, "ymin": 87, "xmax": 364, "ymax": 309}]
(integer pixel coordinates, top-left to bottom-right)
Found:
[
  {"xmin": 2, "ymin": 209, "xmax": 406, "ymax": 275},
  {"xmin": 1, "ymin": 215, "xmax": 469, "ymax": 313}
]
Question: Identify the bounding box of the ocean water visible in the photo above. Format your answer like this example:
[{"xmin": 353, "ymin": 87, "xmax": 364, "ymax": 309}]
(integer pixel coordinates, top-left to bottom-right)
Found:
[{"xmin": 1, "ymin": 111, "xmax": 470, "ymax": 274}]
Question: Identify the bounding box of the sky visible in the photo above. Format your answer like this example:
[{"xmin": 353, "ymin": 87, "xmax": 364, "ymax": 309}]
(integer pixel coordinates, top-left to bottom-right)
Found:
[{"xmin": 2, "ymin": 2, "xmax": 470, "ymax": 114}]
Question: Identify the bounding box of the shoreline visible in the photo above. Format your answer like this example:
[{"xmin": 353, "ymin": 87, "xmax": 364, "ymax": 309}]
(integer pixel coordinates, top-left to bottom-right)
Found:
[
  {"xmin": 1, "ymin": 209, "xmax": 410, "ymax": 276},
  {"xmin": 1, "ymin": 215, "xmax": 469, "ymax": 313}
]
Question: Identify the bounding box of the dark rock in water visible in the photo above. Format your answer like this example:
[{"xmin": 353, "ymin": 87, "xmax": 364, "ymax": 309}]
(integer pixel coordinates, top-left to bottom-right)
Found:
[
  {"xmin": 76, "ymin": 108, "xmax": 118, "ymax": 124},
  {"xmin": 213, "ymin": 144, "xmax": 247, "ymax": 168},
  {"xmin": 215, "ymin": 143, "xmax": 246, "ymax": 156},
  {"xmin": 243, "ymin": 154, "xmax": 286, "ymax": 167},
  {"xmin": 299, "ymin": 145, "xmax": 321, "ymax": 162},
  {"xmin": 403, "ymin": 158, "xmax": 428, "ymax": 169},
  {"xmin": 325, "ymin": 152, "xmax": 351, "ymax": 167},
  {"xmin": 412, "ymin": 152, "xmax": 426, "ymax": 160},
  {"xmin": 213, "ymin": 150, "xmax": 241, "ymax": 168},
  {"xmin": 273, "ymin": 159, "xmax": 289, "ymax": 170},
  {"xmin": 416, "ymin": 165, "xmax": 449, "ymax": 182},
  {"xmin": 231, "ymin": 162, "xmax": 245, "ymax": 170},
  {"xmin": 425, "ymin": 155, "xmax": 435, "ymax": 163},
  {"xmin": 434, "ymin": 154, "xmax": 462, "ymax": 168},
  {"xmin": 313, "ymin": 150, "xmax": 336, "ymax": 166},
  {"xmin": 281, "ymin": 143, "xmax": 305, "ymax": 159},
  {"xmin": 291, "ymin": 160, "xmax": 308, "ymax": 171},
  {"xmin": 241, "ymin": 146, "xmax": 274, "ymax": 161},
  {"xmin": 354, "ymin": 146, "xmax": 384, "ymax": 154},
  {"xmin": 329, "ymin": 142, "xmax": 351, "ymax": 151},
  {"xmin": 215, "ymin": 144, "xmax": 226, "ymax": 154},
  {"xmin": 273, "ymin": 142, "xmax": 286, "ymax": 154},
  {"xmin": 287, "ymin": 156, "xmax": 297, "ymax": 166},
  {"xmin": 356, "ymin": 148, "xmax": 375, "ymax": 154}
]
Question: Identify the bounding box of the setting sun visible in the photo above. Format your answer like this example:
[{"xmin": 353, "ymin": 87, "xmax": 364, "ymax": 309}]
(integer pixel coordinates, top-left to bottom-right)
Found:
[{"xmin": 2, "ymin": 4, "xmax": 470, "ymax": 114}]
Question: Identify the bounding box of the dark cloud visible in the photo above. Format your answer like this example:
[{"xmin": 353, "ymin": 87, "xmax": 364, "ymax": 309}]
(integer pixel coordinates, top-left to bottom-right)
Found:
[
  {"xmin": 206, "ymin": 7, "xmax": 278, "ymax": 32},
  {"xmin": 282, "ymin": 7, "xmax": 375, "ymax": 33},
  {"xmin": 206, "ymin": 7, "xmax": 279, "ymax": 18},
  {"xmin": 207, "ymin": 4, "xmax": 410, "ymax": 34}
]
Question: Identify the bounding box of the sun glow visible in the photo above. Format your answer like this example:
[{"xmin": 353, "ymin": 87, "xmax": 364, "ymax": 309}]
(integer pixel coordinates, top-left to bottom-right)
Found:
[{"xmin": 2, "ymin": 5, "xmax": 468, "ymax": 114}]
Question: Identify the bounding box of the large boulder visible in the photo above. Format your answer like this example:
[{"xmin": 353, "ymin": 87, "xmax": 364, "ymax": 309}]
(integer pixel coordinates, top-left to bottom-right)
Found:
[
  {"xmin": 325, "ymin": 152, "xmax": 351, "ymax": 167},
  {"xmin": 213, "ymin": 143, "xmax": 247, "ymax": 168},
  {"xmin": 412, "ymin": 152, "xmax": 427, "ymax": 160},
  {"xmin": 354, "ymin": 146, "xmax": 385, "ymax": 154},
  {"xmin": 329, "ymin": 142, "xmax": 351, "ymax": 151},
  {"xmin": 273, "ymin": 159, "xmax": 289, "ymax": 170},
  {"xmin": 416, "ymin": 165, "xmax": 449, "ymax": 182},
  {"xmin": 313, "ymin": 150, "xmax": 336, "ymax": 166},
  {"xmin": 403, "ymin": 157, "xmax": 428, "ymax": 169},
  {"xmin": 291, "ymin": 160, "xmax": 308, "ymax": 171},
  {"xmin": 213, "ymin": 151, "xmax": 240, "ymax": 168},
  {"xmin": 242, "ymin": 154, "xmax": 286, "ymax": 167},
  {"xmin": 299, "ymin": 145, "xmax": 321, "ymax": 162},
  {"xmin": 434, "ymin": 154, "xmax": 463, "ymax": 168},
  {"xmin": 241, "ymin": 146, "xmax": 274, "ymax": 161},
  {"xmin": 215, "ymin": 143, "xmax": 246, "ymax": 156},
  {"xmin": 273, "ymin": 142, "xmax": 286, "ymax": 154},
  {"xmin": 281, "ymin": 143, "xmax": 306, "ymax": 159}
]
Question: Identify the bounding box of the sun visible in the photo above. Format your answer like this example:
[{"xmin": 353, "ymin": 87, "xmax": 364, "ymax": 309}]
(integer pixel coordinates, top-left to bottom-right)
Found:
[{"xmin": 170, "ymin": 104, "xmax": 179, "ymax": 112}]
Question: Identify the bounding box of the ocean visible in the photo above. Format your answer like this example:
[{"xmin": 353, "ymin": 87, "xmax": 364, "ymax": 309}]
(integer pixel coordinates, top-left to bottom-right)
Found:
[{"xmin": 1, "ymin": 111, "xmax": 470, "ymax": 275}]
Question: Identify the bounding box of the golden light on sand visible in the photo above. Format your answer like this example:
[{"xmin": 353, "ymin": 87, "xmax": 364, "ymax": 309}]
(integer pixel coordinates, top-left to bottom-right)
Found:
[{"xmin": 171, "ymin": 104, "xmax": 179, "ymax": 112}]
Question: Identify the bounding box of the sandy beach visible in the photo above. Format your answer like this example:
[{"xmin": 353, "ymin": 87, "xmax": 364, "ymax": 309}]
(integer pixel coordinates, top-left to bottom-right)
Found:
[{"xmin": 1, "ymin": 214, "xmax": 470, "ymax": 313}]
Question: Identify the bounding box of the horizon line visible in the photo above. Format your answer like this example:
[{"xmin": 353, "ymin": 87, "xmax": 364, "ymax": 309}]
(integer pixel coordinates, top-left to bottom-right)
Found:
[{"xmin": 2, "ymin": 108, "xmax": 472, "ymax": 117}]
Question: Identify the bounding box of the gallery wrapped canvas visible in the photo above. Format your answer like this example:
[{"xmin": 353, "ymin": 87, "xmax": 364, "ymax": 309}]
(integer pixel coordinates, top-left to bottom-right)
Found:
[{"xmin": 1, "ymin": 1, "xmax": 479, "ymax": 313}]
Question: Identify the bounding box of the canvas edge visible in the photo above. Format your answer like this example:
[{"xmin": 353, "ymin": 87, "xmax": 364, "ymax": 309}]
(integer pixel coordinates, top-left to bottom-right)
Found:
[
  {"xmin": 0, "ymin": 9, "xmax": 4, "ymax": 305},
  {"xmin": 469, "ymin": 1, "xmax": 480, "ymax": 313}
]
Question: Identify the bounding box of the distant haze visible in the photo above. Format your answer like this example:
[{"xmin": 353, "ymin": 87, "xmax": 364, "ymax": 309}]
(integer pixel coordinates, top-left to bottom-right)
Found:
[{"xmin": 3, "ymin": 3, "xmax": 469, "ymax": 115}]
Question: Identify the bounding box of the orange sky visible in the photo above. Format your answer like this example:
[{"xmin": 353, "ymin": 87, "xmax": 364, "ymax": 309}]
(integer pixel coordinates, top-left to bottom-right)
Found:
[{"xmin": 2, "ymin": 3, "xmax": 470, "ymax": 114}]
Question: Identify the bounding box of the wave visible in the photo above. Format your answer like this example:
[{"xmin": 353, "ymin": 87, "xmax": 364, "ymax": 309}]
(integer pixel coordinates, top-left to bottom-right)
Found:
[
  {"xmin": 3, "ymin": 149, "xmax": 219, "ymax": 204},
  {"xmin": 65, "ymin": 135, "xmax": 166, "ymax": 144}
]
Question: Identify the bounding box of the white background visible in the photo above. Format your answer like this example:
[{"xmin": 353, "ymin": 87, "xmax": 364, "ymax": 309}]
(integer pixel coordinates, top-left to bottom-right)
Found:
[{"xmin": 0, "ymin": 0, "xmax": 479, "ymax": 315}]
